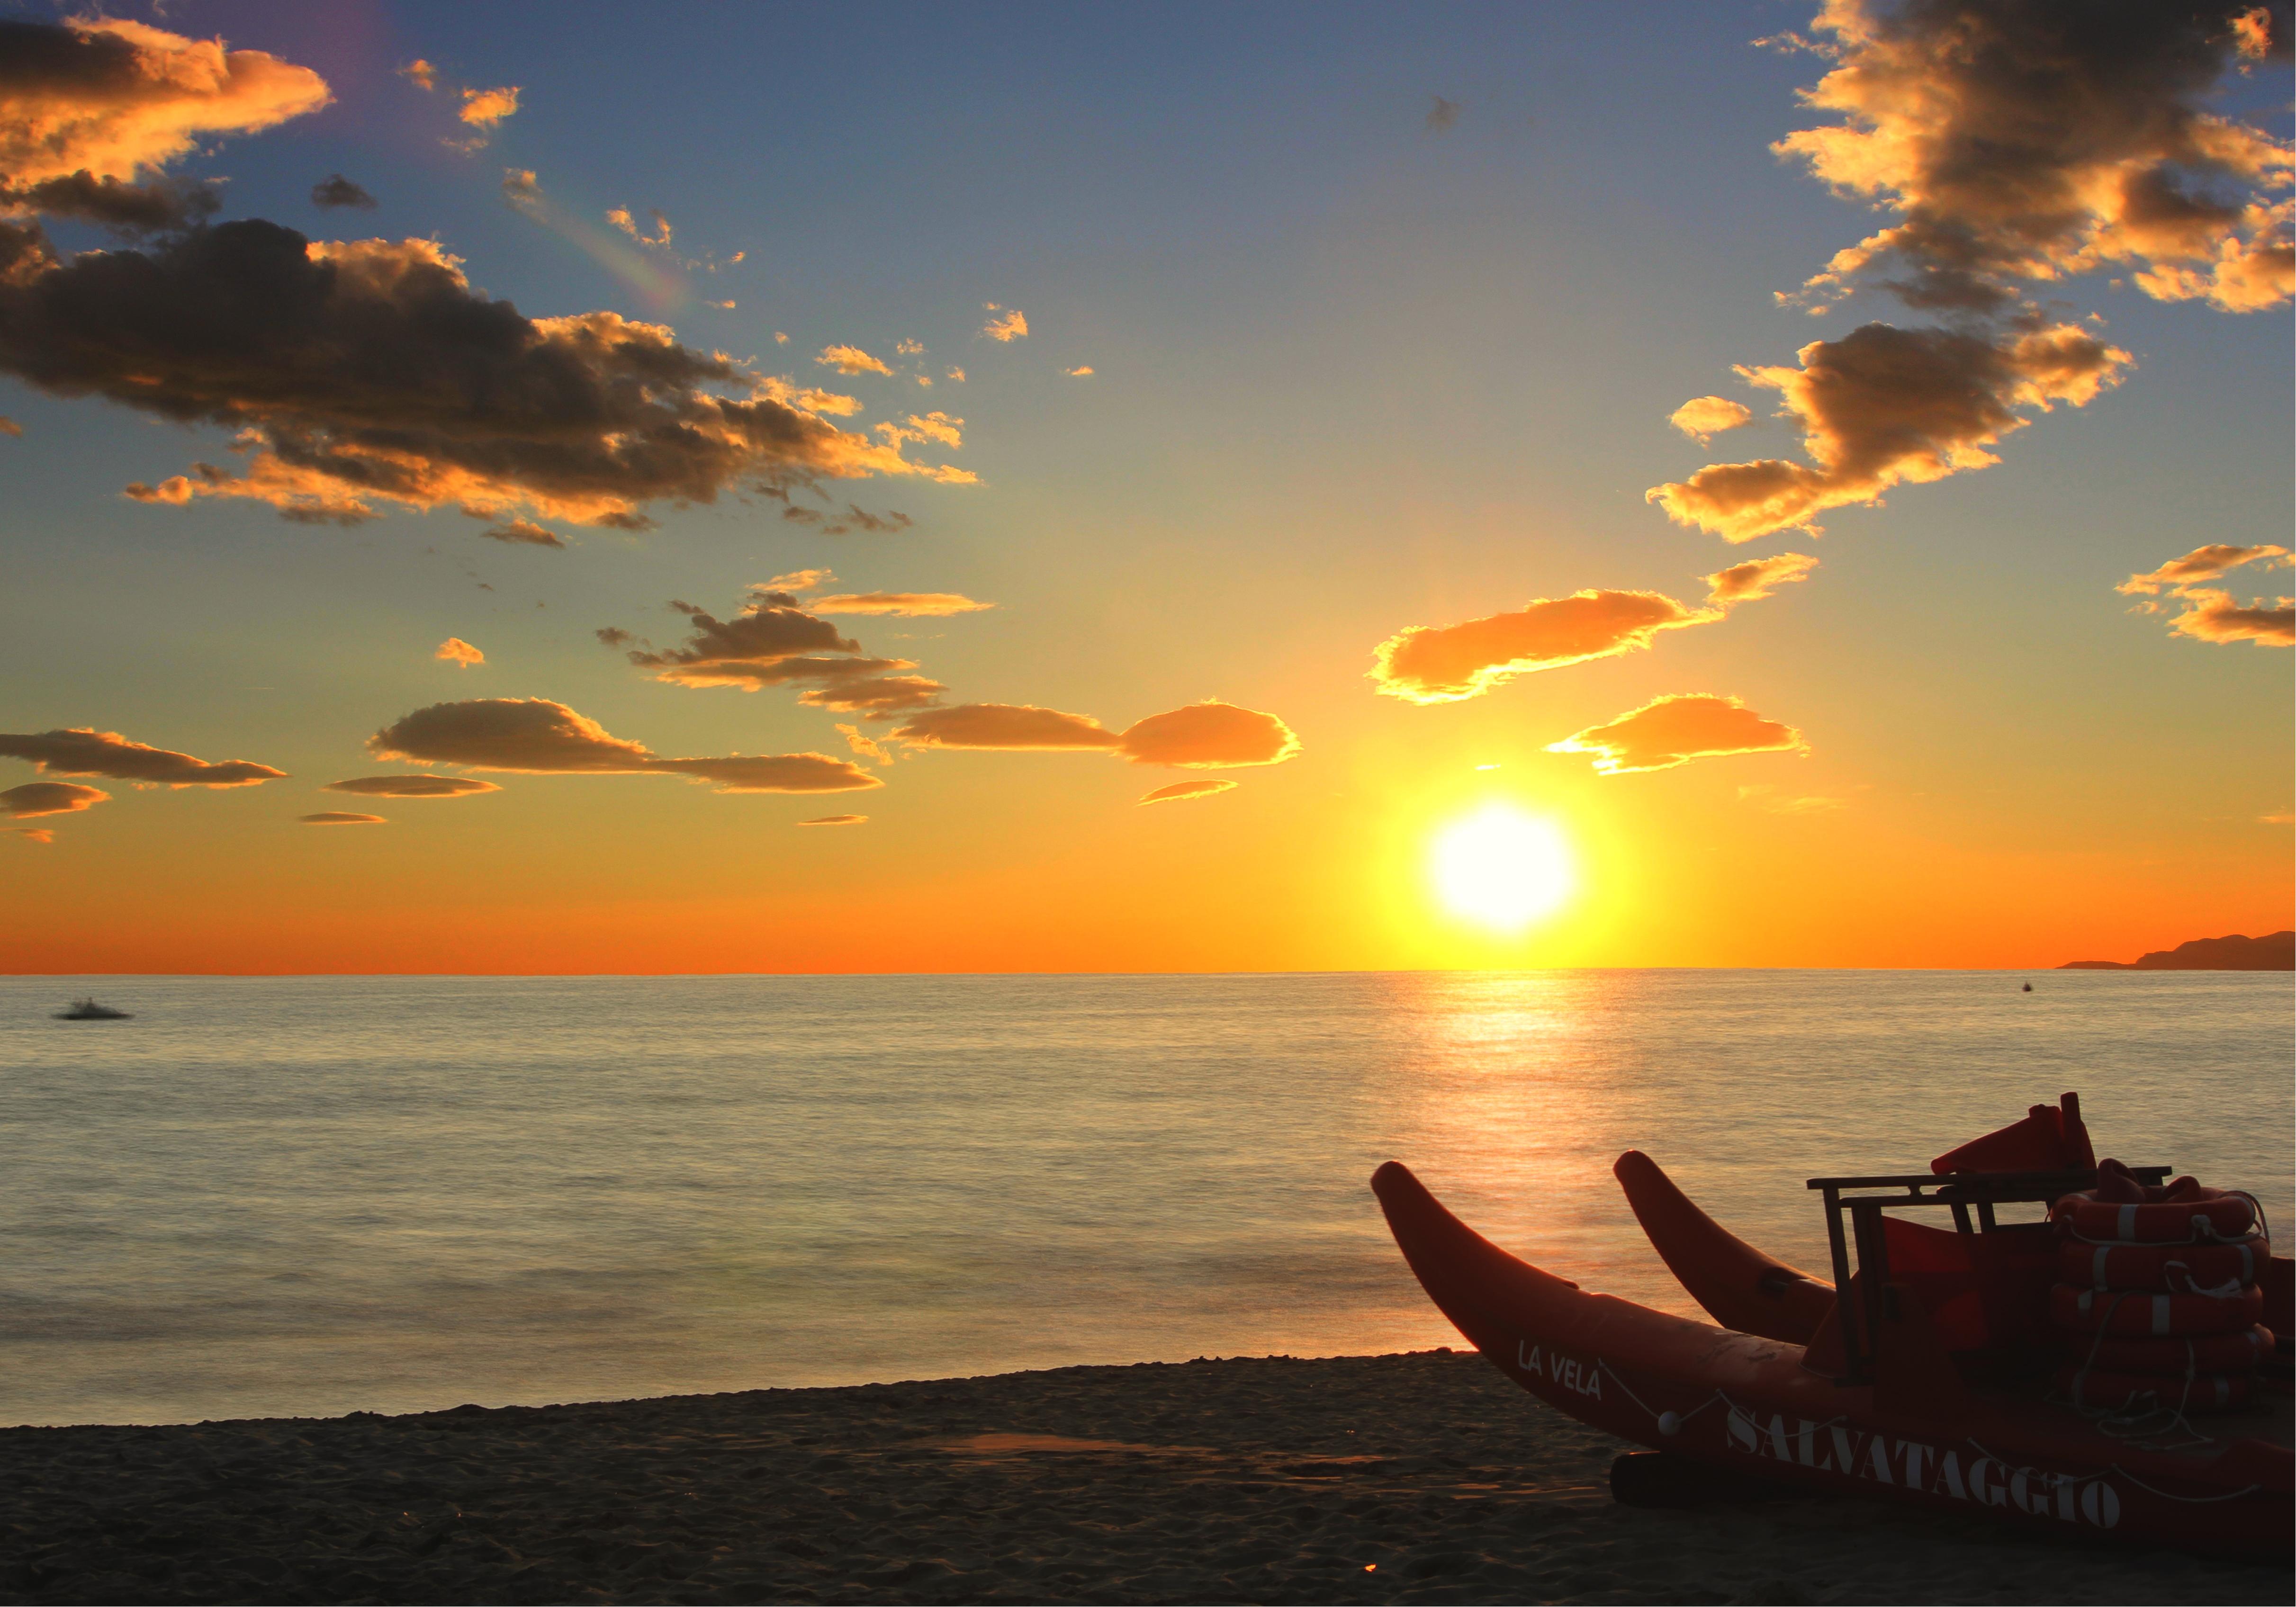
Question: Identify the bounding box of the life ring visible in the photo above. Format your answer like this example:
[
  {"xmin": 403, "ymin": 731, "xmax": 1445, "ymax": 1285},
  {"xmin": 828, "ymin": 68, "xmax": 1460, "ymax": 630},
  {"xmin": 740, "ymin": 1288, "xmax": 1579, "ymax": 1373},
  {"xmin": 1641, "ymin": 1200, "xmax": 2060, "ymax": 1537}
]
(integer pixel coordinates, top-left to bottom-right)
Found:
[
  {"xmin": 2058, "ymin": 1233, "xmax": 2269, "ymax": 1292},
  {"xmin": 2056, "ymin": 1363, "xmax": 2251, "ymax": 1414},
  {"xmin": 2050, "ymin": 1282, "xmax": 2263, "ymax": 1338},
  {"xmin": 2074, "ymin": 1324, "xmax": 2275, "ymax": 1376},
  {"xmin": 2054, "ymin": 1185, "xmax": 2255, "ymax": 1244}
]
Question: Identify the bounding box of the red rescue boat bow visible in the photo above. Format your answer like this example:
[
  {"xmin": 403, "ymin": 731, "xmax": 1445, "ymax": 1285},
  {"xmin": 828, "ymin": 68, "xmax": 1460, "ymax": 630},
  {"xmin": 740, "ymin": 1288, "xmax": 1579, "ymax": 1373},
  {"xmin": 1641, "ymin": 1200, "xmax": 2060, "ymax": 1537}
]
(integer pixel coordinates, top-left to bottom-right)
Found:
[{"xmin": 1370, "ymin": 1141, "xmax": 2293, "ymax": 1559}]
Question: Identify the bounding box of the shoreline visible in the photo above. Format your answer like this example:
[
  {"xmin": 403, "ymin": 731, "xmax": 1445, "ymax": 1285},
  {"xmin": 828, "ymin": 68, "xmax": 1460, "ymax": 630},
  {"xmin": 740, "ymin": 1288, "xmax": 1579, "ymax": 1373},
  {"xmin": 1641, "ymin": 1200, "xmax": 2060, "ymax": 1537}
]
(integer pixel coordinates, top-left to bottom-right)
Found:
[{"xmin": 1, "ymin": 1351, "xmax": 2286, "ymax": 1605}]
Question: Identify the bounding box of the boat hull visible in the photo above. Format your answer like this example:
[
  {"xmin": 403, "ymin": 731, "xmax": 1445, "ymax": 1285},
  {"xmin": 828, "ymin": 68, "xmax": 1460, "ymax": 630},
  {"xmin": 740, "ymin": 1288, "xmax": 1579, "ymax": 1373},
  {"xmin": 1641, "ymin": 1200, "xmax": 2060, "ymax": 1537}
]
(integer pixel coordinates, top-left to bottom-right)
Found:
[{"xmin": 1372, "ymin": 1160, "xmax": 2293, "ymax": 1559}]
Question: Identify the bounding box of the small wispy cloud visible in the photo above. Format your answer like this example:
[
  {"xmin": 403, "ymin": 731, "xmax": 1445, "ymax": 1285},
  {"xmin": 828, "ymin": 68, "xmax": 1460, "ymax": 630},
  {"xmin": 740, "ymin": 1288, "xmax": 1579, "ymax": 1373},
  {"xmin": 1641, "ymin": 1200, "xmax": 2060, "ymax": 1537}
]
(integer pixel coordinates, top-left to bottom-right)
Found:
[
  {"xmin": 818, "ymin": 344, "xmax": 893, "ymax": 377},
  {"xmin": 1548, "ymin": 693, "xmax": 1806, "ymax": 775},
  {"xmin": 2118, "ymin": 545, "xmax": 2292, "ymax": 647},
  {"xmin": 1140, "ymin": 778, "xmax": 1238, "ymax": 806}
]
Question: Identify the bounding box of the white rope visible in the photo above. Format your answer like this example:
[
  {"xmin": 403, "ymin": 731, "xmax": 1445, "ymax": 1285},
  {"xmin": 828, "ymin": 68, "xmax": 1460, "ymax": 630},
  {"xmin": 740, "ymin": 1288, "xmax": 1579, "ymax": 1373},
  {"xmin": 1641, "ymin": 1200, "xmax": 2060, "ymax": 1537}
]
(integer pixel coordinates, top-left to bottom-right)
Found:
[{"xmin": 2107, "ymin": 1467, "xmax": 2263, "ymax": 1504}]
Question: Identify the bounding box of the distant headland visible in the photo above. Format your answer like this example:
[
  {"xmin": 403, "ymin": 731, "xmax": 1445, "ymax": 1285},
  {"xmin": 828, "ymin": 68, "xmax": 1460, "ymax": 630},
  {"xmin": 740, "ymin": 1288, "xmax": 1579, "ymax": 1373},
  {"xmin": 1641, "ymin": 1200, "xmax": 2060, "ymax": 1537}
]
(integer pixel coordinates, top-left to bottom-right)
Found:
[{"xmin": 2060, "ymin": 931, "xmax": 2294, "ymax": 971}]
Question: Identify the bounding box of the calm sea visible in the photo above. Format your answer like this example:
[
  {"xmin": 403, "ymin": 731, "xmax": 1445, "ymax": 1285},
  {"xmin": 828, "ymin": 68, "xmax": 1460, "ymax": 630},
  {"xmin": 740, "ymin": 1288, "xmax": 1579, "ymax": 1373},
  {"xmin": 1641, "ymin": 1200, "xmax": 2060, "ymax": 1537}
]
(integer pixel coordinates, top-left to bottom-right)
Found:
[{"xmin": 0, "ymin": 971, "xmax": 2287, "ymax": 1427}]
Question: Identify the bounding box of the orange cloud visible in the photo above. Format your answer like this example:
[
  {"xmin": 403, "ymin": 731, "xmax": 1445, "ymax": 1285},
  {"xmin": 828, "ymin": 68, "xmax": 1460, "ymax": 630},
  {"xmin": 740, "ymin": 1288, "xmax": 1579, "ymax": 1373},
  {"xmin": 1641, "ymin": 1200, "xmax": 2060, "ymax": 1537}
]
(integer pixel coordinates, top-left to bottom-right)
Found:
[
  {"xmin": 368, "ymin": 698, "xmax": 882, "ymax": 793},
  {"xmin": 1776, "ymin": 0, "xmax": 2291, "ymax": 316},
  {"xmin": 891, "ymin": 704, "xmax": 1118, "ymax": 751},
  {"xmin": 1369, "ymin": 590, "xmax": 1722, "ymax": 704},
  {"xmin": 1669, "ymin": 395, "xmax": 1753, "ymax": 444},
  {"xmin": 1547, "ymin": 693, "xmax": 1807, "ymax": 775},
  {"xmin": 798, "ymin": 814, "xmax": 867, "ymax": 826},
  {"xmin": 1, "ymin": 781, "xmax": 107, "ymax": 818},
  {"xmin": 2117, "ymin": 544, "xmax": 2293, "ymax": 645},
  {"xmin": 767, "ymin": 568, "xmax": 837, "ymax": 593},
  {"xmin": 1116, "ymin": 701, "xmax": 1298, "ymax": 768},
  {"xmin": 457, "ymin": 85, "xmax": 519, "ymax": 130},
  {"xmin": 323, "ymin": 775, "xmax": 499, "ymax": 798},
  {"xmin": 1065, "ymin": 365, "xmax": 1095, "ymax": 377},
  {"xmin": 435, "ymin": 637, "xmax": 484, "ymax": 668},
  {"xmin": 400, "ymin": 60, "xmax": 438, "ymax": 92},
  {"xmin": 2117, "ymin": 543, "xmax": 2291, "ymax": 595},
  {"xmin": 808, "ymin": 592, "xmax": 993, "ymax": 616},
  {"xmin": 874, "ymin": 412, "xmax": 963, "ymax": 451},
  {"xmin": 835, "ymin": 724, "xmax": 893, "ymax": 765},
  {"xmin": 981, "ymin": 305, "xmax": 1028, "ymax": 341},
  {"xmin": 1705, "ymin": 552, "xmax": 1819, "ymax": 604},
  {"xmin": 2164, "ymin": 588, "xmax": 2295, "ymax": 646},
  {"xmin": 1140, "ymin": 778, "xmax": 1239, "ymax": 806},
  {"xmin": 300, "ymin": 811, "xmax": 384, "ymax": 825},
  {"xmin": 1648, "ymin": 323, "xmax": 2128, "ymax": 541},
  {"xmin": 0, "ymin": 18, "xmax": 330, "ymax": 196},
  {"xmin": 0, "ymin": 727, "xmax": 284, "ymax": 787},
  {"xmin": 606, "ymin": 206, "xmax": 673, "ymax": 249},
  {"xmin": 818, "ymin": 344, "xmax": 893, "ymax": 377},
  {"xmin": 758, "ymin": 379, "xmax": 861, "ymax": 417}
]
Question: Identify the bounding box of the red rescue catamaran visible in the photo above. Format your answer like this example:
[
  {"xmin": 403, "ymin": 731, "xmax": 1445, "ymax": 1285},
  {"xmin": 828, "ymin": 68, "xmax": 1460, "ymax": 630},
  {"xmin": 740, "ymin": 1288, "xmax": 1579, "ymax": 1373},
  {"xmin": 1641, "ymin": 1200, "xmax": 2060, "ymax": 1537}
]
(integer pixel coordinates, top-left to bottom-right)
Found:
[{"xmin": 1372, "ymin": 1094, "xmax": 2293, "ymax": 1557}]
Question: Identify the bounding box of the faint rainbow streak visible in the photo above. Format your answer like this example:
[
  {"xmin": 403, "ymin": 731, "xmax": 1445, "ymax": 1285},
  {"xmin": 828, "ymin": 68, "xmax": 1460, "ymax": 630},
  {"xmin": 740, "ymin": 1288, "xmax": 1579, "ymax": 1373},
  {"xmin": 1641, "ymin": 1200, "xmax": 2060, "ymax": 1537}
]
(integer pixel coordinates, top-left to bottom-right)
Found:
[{"xmin": 503, "ymin": 171, "xmax": 686, "ymax": 314}]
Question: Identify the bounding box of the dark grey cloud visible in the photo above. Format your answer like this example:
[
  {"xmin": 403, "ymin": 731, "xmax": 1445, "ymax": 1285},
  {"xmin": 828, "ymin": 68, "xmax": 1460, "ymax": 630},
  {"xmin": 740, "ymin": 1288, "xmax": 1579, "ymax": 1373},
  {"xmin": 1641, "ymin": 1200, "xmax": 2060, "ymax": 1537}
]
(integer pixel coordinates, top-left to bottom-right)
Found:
[
  {"xmin": 1650, "ymin": 321, "xmax": 2128, "ymax": 540},
  {"xmin": 0, "ymin": 727, "xmax": 284, "ymax": 786},
  {"xmin": 780, "ymin": 503, "xmax": 915, "ymax": 535},
  {"xmin": 613, "ymin": 589, "xmax": 951, "ymax": 714},
  {"xmin": 367, "ymin": 698, "xmax": 880, "ymax": 793},
  {"xmin": 6, "ymin": 171, "xmax": 221, "ymax": 233},
  {"xmin": 309, "ymin": 174, "xmax": 376, "ymax": 210},
  {"xmin": 1, "ymin": 780, "xmax": 107, "ymax": 817},
  {"xmin": 479, "ymin": 517, "xmax": 565, "ymax": 548},
  {"xmin": 323, "ymin": 774, "xmax": 501, "ymax": 798},
  {"xmin": 0, "ymin": 218, "xmax": 961, "ymax": 529},
  {"xmin": 892, "ymin": 700, "xmax": 1301, "ymax": 768},
  {"xmin": 1780, "ymin": 1, "xmax": 2291, "ymax": 316}
]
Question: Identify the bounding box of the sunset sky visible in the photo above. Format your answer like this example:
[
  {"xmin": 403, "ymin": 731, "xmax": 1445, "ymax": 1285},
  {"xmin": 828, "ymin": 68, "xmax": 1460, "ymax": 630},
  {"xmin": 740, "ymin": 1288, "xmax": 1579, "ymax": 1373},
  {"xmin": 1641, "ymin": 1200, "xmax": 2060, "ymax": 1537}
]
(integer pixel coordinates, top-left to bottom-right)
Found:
[{"xmin": 3, "ymin": 0, "xmax": 2290, "ymax": 973}]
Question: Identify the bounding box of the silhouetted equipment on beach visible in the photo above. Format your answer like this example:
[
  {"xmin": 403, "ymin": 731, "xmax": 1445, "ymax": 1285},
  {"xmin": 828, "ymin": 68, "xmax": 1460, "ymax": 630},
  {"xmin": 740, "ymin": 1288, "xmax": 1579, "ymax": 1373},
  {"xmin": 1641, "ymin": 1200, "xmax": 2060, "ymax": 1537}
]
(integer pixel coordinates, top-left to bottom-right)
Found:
[
  {"xmin": 1374, "ymin": 1091, "xmax": 2291, "ymax": 1558},
  {"xmin": 54, "ymin": 998, "xmax": 130, "ymax": 1020}
]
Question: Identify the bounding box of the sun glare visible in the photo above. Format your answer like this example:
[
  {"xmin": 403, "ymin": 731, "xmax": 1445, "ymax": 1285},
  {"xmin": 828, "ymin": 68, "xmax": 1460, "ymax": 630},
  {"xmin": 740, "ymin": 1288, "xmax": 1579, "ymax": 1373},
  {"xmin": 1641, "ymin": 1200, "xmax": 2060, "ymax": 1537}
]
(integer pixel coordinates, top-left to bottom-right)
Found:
[{"xmin": 1430, "ymin": 804, "xmax": 1574, "ymax": 932}]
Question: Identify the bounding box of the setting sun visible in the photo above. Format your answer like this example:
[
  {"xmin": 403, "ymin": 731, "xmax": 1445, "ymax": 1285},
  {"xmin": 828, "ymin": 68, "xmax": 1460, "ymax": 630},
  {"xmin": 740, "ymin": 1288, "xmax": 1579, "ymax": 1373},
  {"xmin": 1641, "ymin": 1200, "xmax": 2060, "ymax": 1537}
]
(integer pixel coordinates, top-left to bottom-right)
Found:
[{"xmin": 1430, "ymin": 804, "xmax": 1575, "ymax": 932}]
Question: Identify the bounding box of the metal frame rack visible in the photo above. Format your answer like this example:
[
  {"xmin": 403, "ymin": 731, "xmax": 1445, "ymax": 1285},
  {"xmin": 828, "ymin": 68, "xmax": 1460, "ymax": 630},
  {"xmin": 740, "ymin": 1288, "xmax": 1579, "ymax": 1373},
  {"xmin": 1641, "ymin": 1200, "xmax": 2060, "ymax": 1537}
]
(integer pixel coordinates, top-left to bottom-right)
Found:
[{"xmin": 1803, "ymin": 1165, "xmax": 2172, "ymax": 1386}]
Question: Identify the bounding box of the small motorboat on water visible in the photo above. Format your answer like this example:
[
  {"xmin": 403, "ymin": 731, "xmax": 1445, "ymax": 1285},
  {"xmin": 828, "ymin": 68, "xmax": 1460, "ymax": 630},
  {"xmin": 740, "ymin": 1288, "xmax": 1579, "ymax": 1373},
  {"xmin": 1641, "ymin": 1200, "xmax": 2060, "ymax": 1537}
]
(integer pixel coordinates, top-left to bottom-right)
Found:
[
  {"xmin": 53, "ymin": 998, "xmax": 131, "ymax": 1020},
  {"xmin": 1373, "ymin": 1092, "xmax": 2292, "ymax": 1559}
]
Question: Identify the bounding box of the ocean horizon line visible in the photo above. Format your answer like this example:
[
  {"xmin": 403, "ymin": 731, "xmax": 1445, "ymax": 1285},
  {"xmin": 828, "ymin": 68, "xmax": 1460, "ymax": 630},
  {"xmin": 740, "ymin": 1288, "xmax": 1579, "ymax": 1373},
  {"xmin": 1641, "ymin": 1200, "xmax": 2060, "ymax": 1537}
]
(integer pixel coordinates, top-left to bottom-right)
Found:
[{"xmin": 9, "ymin": 963, "xmax": 2275, "ymax": 980}]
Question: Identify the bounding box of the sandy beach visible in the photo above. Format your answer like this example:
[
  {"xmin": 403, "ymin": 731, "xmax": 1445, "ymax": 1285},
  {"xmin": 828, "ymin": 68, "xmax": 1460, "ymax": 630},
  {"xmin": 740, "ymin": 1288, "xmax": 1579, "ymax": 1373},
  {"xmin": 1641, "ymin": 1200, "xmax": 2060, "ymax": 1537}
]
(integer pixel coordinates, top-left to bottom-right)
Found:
[{"xmin": 0, "ymin": 1349, "xmax": 2285, "ymax": 1605}]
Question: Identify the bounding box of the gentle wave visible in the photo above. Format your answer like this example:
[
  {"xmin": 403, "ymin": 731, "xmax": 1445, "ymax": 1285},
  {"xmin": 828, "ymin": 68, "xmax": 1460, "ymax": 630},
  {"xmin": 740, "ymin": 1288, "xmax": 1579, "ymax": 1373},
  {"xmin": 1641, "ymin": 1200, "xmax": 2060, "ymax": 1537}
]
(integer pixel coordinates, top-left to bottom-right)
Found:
[{"xmin": 0, "ymin": 970, "xmax": 2286, "ymax": 1426}]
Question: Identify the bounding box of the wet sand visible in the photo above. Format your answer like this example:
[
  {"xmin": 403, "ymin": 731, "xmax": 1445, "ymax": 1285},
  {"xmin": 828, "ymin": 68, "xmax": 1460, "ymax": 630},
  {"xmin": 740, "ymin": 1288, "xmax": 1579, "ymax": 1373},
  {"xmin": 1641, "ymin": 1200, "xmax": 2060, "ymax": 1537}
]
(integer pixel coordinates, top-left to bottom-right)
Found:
[{"xmin": 0, "ymin": 1350, "xmax": 2285, "ymax": 1605}]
